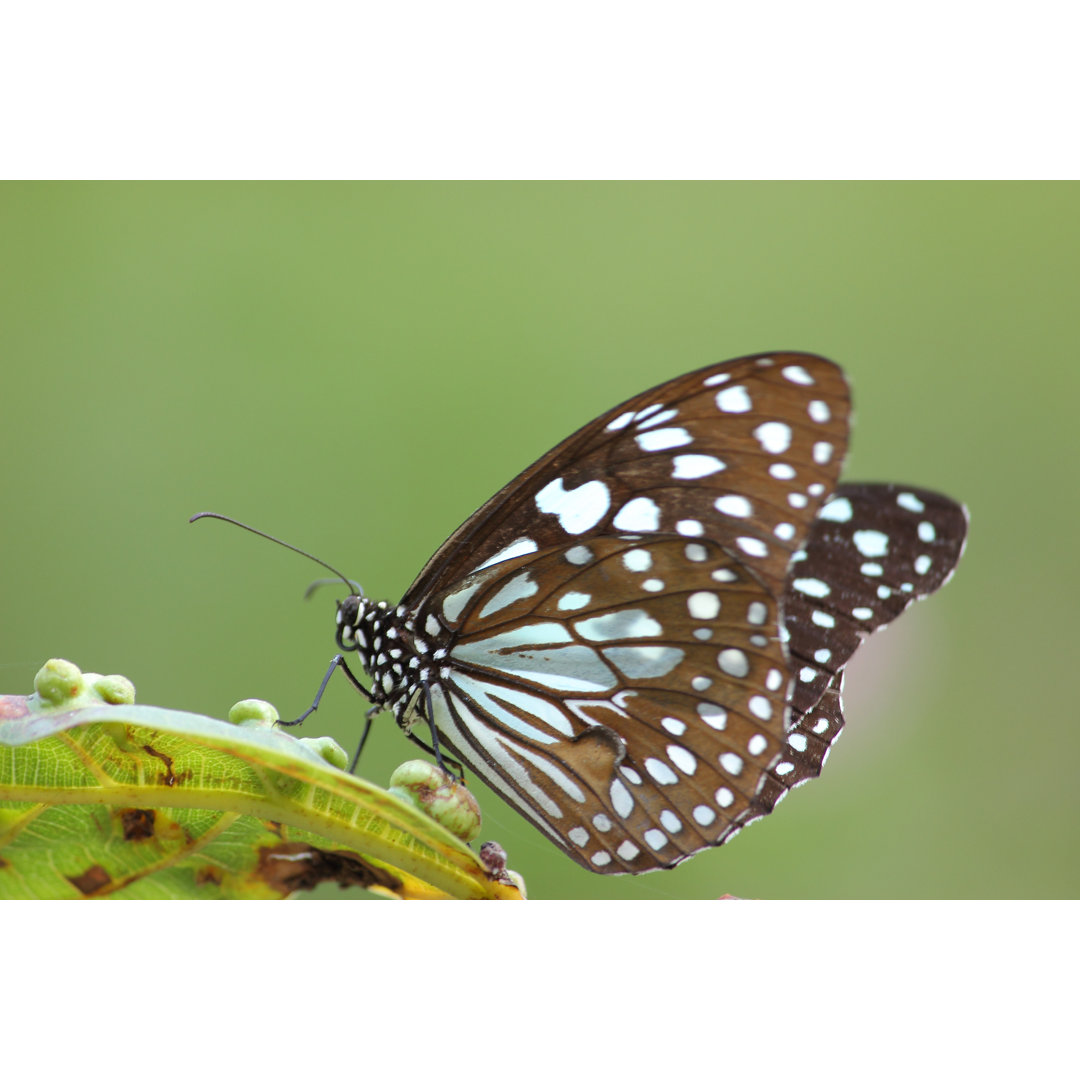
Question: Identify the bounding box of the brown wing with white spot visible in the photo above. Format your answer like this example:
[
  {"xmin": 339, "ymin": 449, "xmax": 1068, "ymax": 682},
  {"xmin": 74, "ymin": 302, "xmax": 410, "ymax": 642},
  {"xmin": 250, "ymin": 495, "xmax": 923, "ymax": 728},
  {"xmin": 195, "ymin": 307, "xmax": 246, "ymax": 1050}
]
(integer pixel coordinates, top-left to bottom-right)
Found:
[
  {"xmin": 421, "ymin": 534, "xmax": 794, "ymax": 874},
  {"xmin": 402, "ymin": 353, "xmax": 851, "ymax": 609},
  {"xmin": 753, "ymin": 673, "xmax": 847, "ymax": 816}
]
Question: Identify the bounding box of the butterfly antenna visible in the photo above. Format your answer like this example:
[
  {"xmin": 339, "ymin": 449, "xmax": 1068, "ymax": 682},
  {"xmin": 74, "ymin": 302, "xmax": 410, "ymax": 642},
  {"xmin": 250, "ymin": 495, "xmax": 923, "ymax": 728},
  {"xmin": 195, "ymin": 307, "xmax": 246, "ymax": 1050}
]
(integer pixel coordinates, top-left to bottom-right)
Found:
[{"xmin": 189, "ymin": 512, "xmax": 362, "ymax": 596}]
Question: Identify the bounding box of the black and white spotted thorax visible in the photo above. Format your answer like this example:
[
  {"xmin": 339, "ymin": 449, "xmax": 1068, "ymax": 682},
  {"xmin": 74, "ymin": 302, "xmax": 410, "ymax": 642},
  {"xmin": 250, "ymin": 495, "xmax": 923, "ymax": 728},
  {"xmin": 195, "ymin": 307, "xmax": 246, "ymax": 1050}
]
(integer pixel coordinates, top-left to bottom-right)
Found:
[{"xmin": 336, "ymin": 594, "xmax": 448, "ymax": 730}]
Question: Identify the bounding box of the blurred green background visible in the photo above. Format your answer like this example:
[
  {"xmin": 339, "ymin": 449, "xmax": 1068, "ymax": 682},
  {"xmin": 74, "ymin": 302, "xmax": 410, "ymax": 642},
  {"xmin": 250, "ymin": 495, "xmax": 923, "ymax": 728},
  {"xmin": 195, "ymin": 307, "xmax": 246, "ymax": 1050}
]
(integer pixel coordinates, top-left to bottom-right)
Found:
[{"xmin": 1, "ymin": 182, "xmax": 1076, "ymax": 899}]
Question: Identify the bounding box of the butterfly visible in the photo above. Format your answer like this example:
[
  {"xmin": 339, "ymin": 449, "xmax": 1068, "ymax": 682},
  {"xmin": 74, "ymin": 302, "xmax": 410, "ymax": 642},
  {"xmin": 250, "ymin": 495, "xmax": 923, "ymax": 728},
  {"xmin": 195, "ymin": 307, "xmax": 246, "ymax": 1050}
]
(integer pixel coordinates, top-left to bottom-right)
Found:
[{"xmin": 318, "ymin": 353, "xmax": 967, "ymax": 874}]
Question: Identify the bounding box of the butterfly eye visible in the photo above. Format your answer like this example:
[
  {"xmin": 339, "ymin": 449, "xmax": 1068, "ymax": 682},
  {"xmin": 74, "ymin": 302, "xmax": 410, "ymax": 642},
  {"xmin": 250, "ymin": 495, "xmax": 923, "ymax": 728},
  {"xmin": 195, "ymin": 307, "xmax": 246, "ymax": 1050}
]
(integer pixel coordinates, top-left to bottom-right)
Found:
[
  {"xmin": 316, "ymin": 352, "xmax": 967, "ymax": 875},
  {"xmin": 335, "ymin": 596, "xmax": 366, "ymax": 650}
]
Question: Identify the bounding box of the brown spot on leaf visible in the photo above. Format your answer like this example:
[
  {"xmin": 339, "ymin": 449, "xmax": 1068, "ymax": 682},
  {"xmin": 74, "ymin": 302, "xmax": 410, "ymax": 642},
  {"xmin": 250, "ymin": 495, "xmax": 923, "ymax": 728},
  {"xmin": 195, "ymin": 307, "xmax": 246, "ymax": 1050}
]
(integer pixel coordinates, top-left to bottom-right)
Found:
[
  {"xmin": 256, "ymin": 842, "xmax": 402, "ymax": 897},
  {"xmin": 195, "ymin": 865, "xmax": 224, "ymax": 888},
  {"xmin": 120, "ymin": 808, "xmax": 156, "ymax": 841},
  {"xmin": 68, "ymin": 865, "xmax": 112, "ymax": 895},
  {"xmin": 142, "ymin": 744, "xmax": 177, "ymax": 786},
  {"xmin": 0, "ymin": 855, "xmax": 9, "ymax": 869}
]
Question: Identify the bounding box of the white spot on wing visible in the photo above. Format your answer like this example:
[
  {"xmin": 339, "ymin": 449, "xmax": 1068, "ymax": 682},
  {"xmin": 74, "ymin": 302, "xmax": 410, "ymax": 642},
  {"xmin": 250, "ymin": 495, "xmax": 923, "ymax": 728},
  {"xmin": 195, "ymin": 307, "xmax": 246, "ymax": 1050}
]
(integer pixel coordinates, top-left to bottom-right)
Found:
[
  {"xmin": 644, "ymin": 758, "xmax": 679, "ymax": 785},
  {"xmin": 687, "ymin": 591, "xmax": 721, "ymax": 619},
  {"xmin": 509, "ymin": 737, "xmax": 588, "ymax": 804},
  {"xmin": 793, "ymin": 577, "xmax": 830, "ymax": 598},
  {"xmin": 478, "ymin": 572, "xmax": 539, "ymax": 620},
  {"xmin": 442, "ymin": 579, "xmax": 486, "ymax": 623},
  {"xmin": 610, "ymin": 779, "xmax": 634, "ymax": 818},
  {"xmin": 818, "ymin": 497, "xmax": 853, "ymax": 522},
  {"xmin": 715, "ymin": 494, "xmax": 752, "ymax": 518},
  {"xmin": 747, "ymin": 601, "xmax": 768, "ymax": 625},
  {"xmin": 719, "ymin": 752, "xmax": 743, "ymax": 776},
  {"xmin": 853, "ymin": 529, "xmax": 889, "ymax": 557},
  {"xmin": 718, "ymin": 648, "xmax": 749, "ymax": 677},
  {"xmin": 698, "ymin": 702, "xmax": 727, "ymax": 729},
  {"xmin": 535, "ymin": 477, "xmax": 611, "ymax": 535},
  {"xmin": 575, "ymin": 609, "xmax": 662, "ymax": 641},
  {"xmin": 736, "ymin": 537, "xmax": 768, "ymax": 558},
  {"xmin": 565, "ymin": 544, "xmax": 593, "ymax": 565},
  {"xmin": 782, "ymin": 364, "xmax": 815, "ymax": 385},
  {"xmin": 602, "ymin": 645, "xmax": 685, "ymax": 679},
  {"xmin": 613, "ymin": 497, "xmax": 661, "ymax": 531},
  {"xmin": 556, "ymin": 591, "xmax": 591, "ymax": 611},
  {"xmin": 449, "ymin": 673, "xmax": 573, "ymax": 740},
  {"xmin": 452, "ymin": 625, "xmax": 617, "ymax": 692},
  {"xmin": 672, "ymin": 454, "xmax": 726, "ymax": 479},
  {"xmin": 748, "ymin": 695, "xmax": 772, "ymax": 720},
  {"xmin": 716, "ymin": 385, "xmax": 752, "ymax": 412},
  {"xmin": 473, "ymin": 537, "xmax": 539, "ymax": 572},
  {"xmin": 636, "ymin": 407, "xmax": 678, "ymax": 429},
  {"xmin": 605, "ymin": 411, "xmax": 635, "ymax": 432},
  {"xmin": 754, "ymin": 421, "xmax": 792, "ymax": 454},
  {"xmin": 622, "ymin": 548, "xmax": 652, "ymax": 572},
  {"xmin": 636, "ymin": 428, "xmax": 692, "ymax": 452},
  {"xmin": 667, "ymin": 745, "xmax": 696, "ymax": 774}
]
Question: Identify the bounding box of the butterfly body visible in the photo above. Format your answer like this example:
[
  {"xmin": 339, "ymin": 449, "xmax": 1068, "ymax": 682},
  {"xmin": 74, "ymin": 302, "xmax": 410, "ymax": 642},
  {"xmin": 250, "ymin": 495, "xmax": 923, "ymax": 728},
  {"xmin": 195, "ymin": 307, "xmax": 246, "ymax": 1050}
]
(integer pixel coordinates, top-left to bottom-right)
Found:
[{"xmin": 328, "ymin": 353, "xmax": 967, "ymax": 874}]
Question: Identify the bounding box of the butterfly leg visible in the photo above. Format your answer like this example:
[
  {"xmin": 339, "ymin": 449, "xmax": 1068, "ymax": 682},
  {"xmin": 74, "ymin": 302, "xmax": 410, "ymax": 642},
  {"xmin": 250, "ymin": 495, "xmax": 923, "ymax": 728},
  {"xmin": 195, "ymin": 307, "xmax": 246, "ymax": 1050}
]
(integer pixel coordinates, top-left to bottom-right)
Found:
[
  {"xmin": 407, "ymin": 682, "xmax": 465, "ymax": 781},
  {"xmin": 401, "ymin": 729, "xmax": 465, "ymax": 780},
  {"xmin": 347, "ymin": 713, "xmax": 375, "ymax": 773},
  {"xmin": 279, "ymin": 653, "xmax": 371, "ymax": 728}
]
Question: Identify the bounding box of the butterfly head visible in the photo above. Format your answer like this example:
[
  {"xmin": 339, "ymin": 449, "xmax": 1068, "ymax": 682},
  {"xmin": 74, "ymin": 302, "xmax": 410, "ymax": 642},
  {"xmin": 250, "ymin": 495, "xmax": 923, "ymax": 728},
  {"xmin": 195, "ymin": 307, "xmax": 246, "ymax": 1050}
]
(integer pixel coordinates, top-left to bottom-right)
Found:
[{"xmin": 335, "ymin": 593, "xmax": 379, "ymax": 654}]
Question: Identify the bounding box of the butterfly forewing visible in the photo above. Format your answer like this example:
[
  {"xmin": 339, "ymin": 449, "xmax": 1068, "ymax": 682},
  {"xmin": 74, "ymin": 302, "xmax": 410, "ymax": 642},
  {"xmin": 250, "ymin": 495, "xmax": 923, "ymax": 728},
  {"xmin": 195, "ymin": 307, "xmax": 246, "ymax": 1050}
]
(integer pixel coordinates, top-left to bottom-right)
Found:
[
  {"xmin": 422, "ymin": 534, "xmax": 792, "ymax": 872},
  {"xmin": 402, "ymin": 353, "xmax": 852, "ymax": 607}
]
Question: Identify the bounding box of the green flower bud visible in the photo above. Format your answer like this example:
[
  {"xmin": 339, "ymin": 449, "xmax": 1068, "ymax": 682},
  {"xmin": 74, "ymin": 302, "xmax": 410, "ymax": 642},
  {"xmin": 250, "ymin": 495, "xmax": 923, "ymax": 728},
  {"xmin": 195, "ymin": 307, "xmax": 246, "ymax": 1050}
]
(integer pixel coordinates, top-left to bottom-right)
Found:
[
  {"xmin": 299, "ymin": 736, "xmax": 349, "ymax": 770},
  {"xmin": 92, "ymin": 674, "xmax": 136, "ymax": 705},
  {"xmin": 388, "ymin": 760, "xmax": 482, "ymax": 843},
  {"xmin": 34, "ymin": 659, "xmax": 85, "ymax": 705},
  {"xmin": 228, "ymin": 699, "xmax": 280, "ymax": 728}
]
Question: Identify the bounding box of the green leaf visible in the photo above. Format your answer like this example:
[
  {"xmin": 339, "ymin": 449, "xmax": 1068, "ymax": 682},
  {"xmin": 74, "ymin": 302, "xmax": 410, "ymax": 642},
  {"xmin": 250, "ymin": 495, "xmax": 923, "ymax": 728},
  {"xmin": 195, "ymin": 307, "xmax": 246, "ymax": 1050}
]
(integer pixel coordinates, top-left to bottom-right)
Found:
[{"xmin": 0, "ymin": 660, "xmax": 524, "ymax": 900}]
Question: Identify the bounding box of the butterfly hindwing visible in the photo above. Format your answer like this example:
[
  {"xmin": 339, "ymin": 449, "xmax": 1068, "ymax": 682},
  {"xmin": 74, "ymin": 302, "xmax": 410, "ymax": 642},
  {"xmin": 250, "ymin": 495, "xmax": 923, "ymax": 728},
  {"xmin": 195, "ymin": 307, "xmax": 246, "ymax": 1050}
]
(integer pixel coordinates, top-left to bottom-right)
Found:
[
  {"xmin": 422, "ymin": 534, "xmax": 791, "ymax": 872},
  {"xmin": 784, "ymin": 482, "xmax": 970, "ymax": 719}
]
